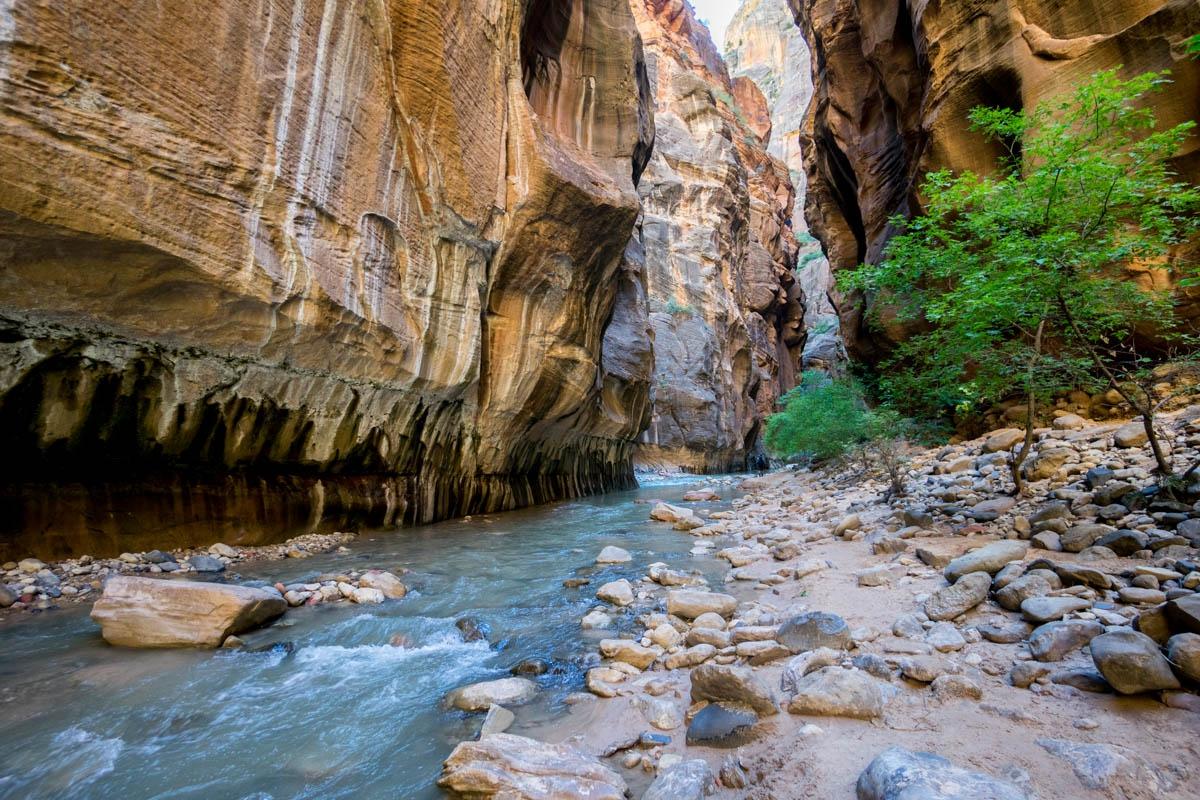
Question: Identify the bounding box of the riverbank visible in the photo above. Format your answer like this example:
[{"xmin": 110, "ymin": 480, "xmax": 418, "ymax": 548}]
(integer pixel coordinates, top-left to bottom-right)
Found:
[
  {"xmin": 501, "ymin": 409, "xmax": 1200, "ymax": 799},
  {"xmin": 0, "ymin": 531, "xmax": 357, "ymax": 614}
]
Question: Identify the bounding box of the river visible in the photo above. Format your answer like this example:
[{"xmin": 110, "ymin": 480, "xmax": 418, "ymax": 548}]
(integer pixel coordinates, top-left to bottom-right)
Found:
[{"xmin": 0, "ymin": 475, "xmax": 738, "ymax": 799}]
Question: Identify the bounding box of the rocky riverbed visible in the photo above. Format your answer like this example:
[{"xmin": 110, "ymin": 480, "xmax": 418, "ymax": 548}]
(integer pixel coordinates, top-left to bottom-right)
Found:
[
  {"xmin": 3, "ymin": 410, "xmax": 1200, "ymax": 798},
  {"xmin": 458, "ymin": 409, "xmax": 1200, "ymax": 799}
]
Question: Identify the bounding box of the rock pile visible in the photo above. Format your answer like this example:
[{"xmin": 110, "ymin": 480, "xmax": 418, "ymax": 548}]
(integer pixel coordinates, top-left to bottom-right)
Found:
[{"xmin": 1, "ymin": 531, "xmax": 356, "ymax": 613}]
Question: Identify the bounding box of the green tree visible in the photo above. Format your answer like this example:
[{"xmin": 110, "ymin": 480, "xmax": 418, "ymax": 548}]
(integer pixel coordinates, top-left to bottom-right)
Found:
[
  {"xmin": 843, "ymin": 69, "xmax": 1200, "ymax": 489},
  {"xmin": 765, "ymin": 371, "xmax": 914, "ymax": 496}
]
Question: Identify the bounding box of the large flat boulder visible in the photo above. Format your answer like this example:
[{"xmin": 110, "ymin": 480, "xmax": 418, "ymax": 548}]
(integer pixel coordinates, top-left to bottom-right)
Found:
[
  {"xmin": 943, "ymin": 541, "xmax": 1027, "ymax": 582},
  {"xmin": 667, "ymin": 590, "xmax": 737, "ymax": 619},
  {"xmin": 438, "ymin": 733, "xmax": 627, "ymax": 799},
  {"xmin": 857, "ymin": 747, "xmax": 1028, "ymax": 800},
  {"xmin": 446, "ymin": 678, "xmax": 538, "ymax": 712},
  {"xmin": 90, "ymin": 576, "xmax": 286, "ymax": 648}
]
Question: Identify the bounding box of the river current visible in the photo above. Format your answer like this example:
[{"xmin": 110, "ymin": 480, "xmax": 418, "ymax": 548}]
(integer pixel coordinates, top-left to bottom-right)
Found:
[{"xmin": 0, "ymin": 475, "xmax": 737, "ymax": 799}]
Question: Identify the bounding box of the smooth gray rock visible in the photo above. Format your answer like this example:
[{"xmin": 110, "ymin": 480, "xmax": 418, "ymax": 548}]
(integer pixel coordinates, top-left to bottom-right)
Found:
[
  {"xmin": 979, "ymin": 621, "xmax": 1031, "ymax": 644},
  {"xmin": 1060, "ymin": 524, "xmax": 1114, "ymax": 553},
  {"xmin": 1167, "ymin": 633, "xmax": 1200, "ymax": 681},
  {"xmin": 856, "ymin": 747, "xmax": 1029, "ymax": 800},
  {"xmin": 1020, "ymin": 596, "xmax": 1091, "ymax": 623},
  {"xmin": 685, "ymin": 702, "xmax": 757, "ymax": 748},
  {"xmin": 777, "ymin": 611, "xmax": 852, "ymax": 652},
  {"xmin": 187, "ymin": 555, "xmax": 225, "ymax": 573},
  {"xmin": 925, "ymin": 572, "xmax": 990, "ymax": 621},
  {"xmin": 995, "ymin": 574, "xmax": 1053, "ymax": 611},
  {"xmin": 0, "ymin": 585, "xmax": 15, "ymax": 608},
  {"xmin": 944, "ymin": 541, "xmax": 1028, "ymax": 582},
  {"xmin": 642, "ymin": 759, "xmax": 714, "ymax": 800},
  {"xmin": 1036, "ymin": 738, "xmax": 1176, "ymax": 797},
  {"xmin": 1090, "ymin": 629, "xmax": 1180, "ymax": 694},
  {"xmin": 1028, "ymin": 619, "xmax": 1104, "ymax": 662}
]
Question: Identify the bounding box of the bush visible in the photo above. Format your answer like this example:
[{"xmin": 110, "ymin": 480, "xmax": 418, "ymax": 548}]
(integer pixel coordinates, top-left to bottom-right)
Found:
[
  {"xmin": 765, "ymin": 371, "xmax": 916, "ymax": 496},
  {"xmin": 764, "ymin": 372, "xmax": 869, "ymax": 461}
]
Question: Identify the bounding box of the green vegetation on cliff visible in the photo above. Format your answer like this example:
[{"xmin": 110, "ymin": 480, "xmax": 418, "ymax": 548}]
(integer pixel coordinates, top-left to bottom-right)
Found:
[{"xmin": 841, "ymin": 69, "xmax": 1200, "ymax": 487}]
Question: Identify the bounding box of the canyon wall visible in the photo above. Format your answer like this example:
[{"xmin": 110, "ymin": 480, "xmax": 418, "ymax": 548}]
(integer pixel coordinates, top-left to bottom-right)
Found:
[
  {"xmin": 793, "ymin": 0, "xmax": 1200, "ymax": 359},
  {"xmin": 725, "ymin": 0, "xmax": 842, "ymax": 370},
  {"xmin": 0, "ymin": 0, "xmax": 656, "ymax": 549},
  {"xmin": 629, "ymin": 0, "xmax": 805, "ymax": 473}
]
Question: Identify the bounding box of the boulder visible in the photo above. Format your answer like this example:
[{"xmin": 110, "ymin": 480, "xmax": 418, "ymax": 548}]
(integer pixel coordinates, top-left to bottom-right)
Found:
[
  {"xmin": 1036, "ymin": 738, "xmax": 1177, "ymax": 797},
  {"xmin": 90, "ymin": 576, "xmax": 285, "ymax": 648},
  {"xmin": 595, "ymin": 546, "xmax": 632, "ymax": 564},
  {"xmin": 187, "ymin": 555, "xmax": 225, "ymax": 573},
  {"xmin": 596, "ymin": 579, "xmax": 634, "ymax": 607},
  {"xmin": 480, "ymin": 704, "xmax": 515, "ymax": 737},
  {"xmin": 357, "ymin": 570, "xmax": 407, "ymax": 599},
  {"xmin": 983, "ymin": 429, "xmax": 1025, "ymax": 453},
  {"xmin": 780, "ymin": 648, "xmax": 845, "ymax": 694},
  {"xmin": 943, "ymin": 541, "xmax": 1027, "ymax": 582},
  {"xmin": 1027, "ymin": 447, "xmax": 1074, "ymax": 481},
  {"xmin": 777, "ymin": 611, "xmax": 852, "ymax": 652},
  {"xmin": 664, "ymin": 643, "xmax": 717, "ymax": 669},
  {"xmin": 897, "ymin": 655, "xmax": 958, "ymax": 683},
  {"xmin": 1020, "ymin": 596, "xmax": 1090, "ymax": 623},
  {"xmin": 930, "ymin": 674, "xmax": 983, "ymax": 701},
  {"xmin": 995, "ymin": 574, "xmax": 1053, "ymax": 611},
  {"xmin": 1113, "ymin": 420, "xmax": 1149, "ymax": 448},
  {"xmin": 1028, "ymin": 619, "xmax": 1104, "ymax": 662},
  {"xmin": 856, "ymin": 747, "xmax": 1028, "ymax": 800},
  {"xmin": 667, "ymin": 590, "xmax": 737, "ymax": 619},
  {"xmin": 1059, "ymin": 524, "xmax": 1111, "ymax": 553},
  {"xmin": 1095, "ymin": 529, "xmax": 1147, "ymax": 557},
  {"xmin": 642, "ymin": 759, "xmax": 714, "ymax": 800},
  {"xmin": 689, "ymin": 664, "xmax": 778, "ymax": 716},
  {"xmin": 1090, "ymin": 629, "xmax": 1180, "ymax": 694},
  {"xmin": 438, "ymin": 733, "xmax": 626, "ymax": 799},
  {"xmin": 685, "ymin": 703, "xmax": 758, "ymax": 747},
  {"xmin": 350, "ymin": 586, "xmax": 385, "ymax": 604},
  {"xmin": 599, "ymin": 639, "xmax": 659, "ymax": 670},
  {"xmin": 786, "ymin": 667, "xmax": 890, "ymax": 719},
  {"xmin": 924, "ymin": 572, "xmax": 990, "ymax": 621},
  {"xmin": 1165, "ymin": 593, "xmax": 1200, "ymax": 634},
  {"xmin": 446, "ymin": 678, "xmax": 538, "ymax": 711},
  {"xmin": 1166, "ymin": 633, "xmax": 1200, "ymax": 681}
]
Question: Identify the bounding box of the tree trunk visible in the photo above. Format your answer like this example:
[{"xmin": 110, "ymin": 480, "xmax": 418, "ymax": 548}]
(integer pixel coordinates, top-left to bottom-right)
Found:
[{"xmin": 1009, "ymin": 318, "xmax": 1045, "ymax": 495}]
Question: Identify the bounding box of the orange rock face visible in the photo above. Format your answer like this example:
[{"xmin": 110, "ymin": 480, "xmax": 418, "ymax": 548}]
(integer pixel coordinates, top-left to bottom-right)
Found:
[
  {"xmin": 0, "ymin": 0, "xmax": 654, "ymax": 531},
  {"xmin": 726, "ymin": 0, "xmax": 842, "ymax": 370},
  {"xmin": 630, "ymin": 0, "xmax": 804, "ymax": 472},
  {"xmin": 793, "ymin": 0, "xmax": 1200, "ymax": 358}
]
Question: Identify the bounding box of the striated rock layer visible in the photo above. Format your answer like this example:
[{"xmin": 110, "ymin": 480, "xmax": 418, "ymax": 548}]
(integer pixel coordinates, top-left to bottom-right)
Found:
[
  {"xmin": 725, "ymin": 0, "xmax": 843, "ymax": 370},
  {"xmin": 0, "ymin": 0, "xmax": 656, "ymax": 552},
  {"xmin": 793, "ymin": 0, "xmax": 1200, "ymax": 359},
  {"xmin": 630, "ymin": 0, "xmax": 805, "ymax": 473}
]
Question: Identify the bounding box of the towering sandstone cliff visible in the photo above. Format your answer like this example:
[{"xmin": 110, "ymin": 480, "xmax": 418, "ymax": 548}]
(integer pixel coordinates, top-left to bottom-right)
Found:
[
  {"xmin": 0, "ymin": 0, "xmax": 655, "ymax": 539},
  {"xmin": 630, "ymin": 0, "xmax": 805, "ymax": 472},
  {"xmin": 725, "ymin": 0, "xmax": 842, "ymax": 370},
  {"xmin": 793, "ymin": 0, "xmax": 1200, "ymax": 359}
]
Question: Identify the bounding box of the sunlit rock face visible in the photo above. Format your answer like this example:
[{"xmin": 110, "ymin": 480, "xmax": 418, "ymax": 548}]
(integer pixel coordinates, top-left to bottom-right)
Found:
[
  {"xmin": 630, "ymin": 0, "xmax": 804, "ymax": 473},
  {"xmin": 725, "ymin": 0, "xmax": 841, "ymax": 371},
  {"xmin": 793, "ymin": 0, "xmax": 1200, "ymax": 360},
  {"xmin": 0, "ymin": 0, "xmax": 655, "ymax": 547}
]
